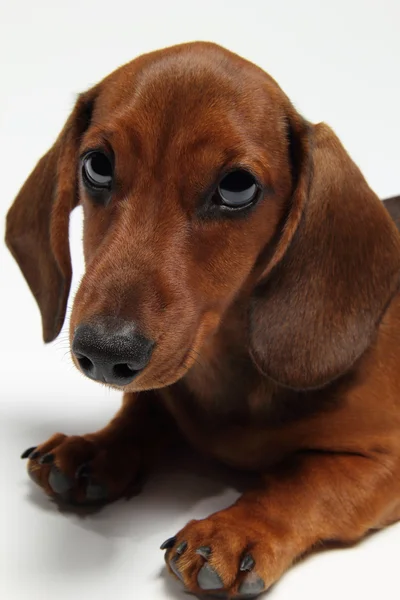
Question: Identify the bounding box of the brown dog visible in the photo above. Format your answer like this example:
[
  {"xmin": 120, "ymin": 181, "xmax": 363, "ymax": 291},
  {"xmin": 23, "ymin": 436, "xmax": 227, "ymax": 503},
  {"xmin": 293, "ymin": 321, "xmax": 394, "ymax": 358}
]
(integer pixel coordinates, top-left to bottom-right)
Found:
[{"xmin": 5, "ymin": 42, "xmax": 400, "ymax": 598}]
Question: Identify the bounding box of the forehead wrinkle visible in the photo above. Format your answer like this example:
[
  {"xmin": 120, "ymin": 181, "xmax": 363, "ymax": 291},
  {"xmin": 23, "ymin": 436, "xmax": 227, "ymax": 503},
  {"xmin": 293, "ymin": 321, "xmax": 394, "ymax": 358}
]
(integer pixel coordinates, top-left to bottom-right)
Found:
[
  {"xmin": 97, "ymin": 100, "xmax": 177, "ymax": 173},
  {"xmin": 174, "ymin": 106, "xmax": 272, "ymax": 180}
]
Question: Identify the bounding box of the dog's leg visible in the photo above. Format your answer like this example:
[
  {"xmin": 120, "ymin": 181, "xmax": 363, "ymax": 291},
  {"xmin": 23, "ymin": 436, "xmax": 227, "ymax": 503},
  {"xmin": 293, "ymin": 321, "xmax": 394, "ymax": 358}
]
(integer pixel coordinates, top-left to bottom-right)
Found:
[
  {"xmin": 21, "ymin": 391, "xmax": 176, "ymax": 505},
  {"xmin": 164, "ymin": 452, "xmax": 400, "ymax": 597}
]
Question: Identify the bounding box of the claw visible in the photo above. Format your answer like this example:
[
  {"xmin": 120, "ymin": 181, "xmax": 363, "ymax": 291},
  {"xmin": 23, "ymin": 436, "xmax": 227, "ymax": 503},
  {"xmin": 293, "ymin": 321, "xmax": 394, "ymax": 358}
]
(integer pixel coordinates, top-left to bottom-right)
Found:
[
  {"xmin": 39, "ymin": 453, "xmax": 54, "ymax": 465},
  {"xmin": 29, "ymin": 450, "xmax": 41, "ymax": 460},
  {"xmin": 166, "ymin": 539, "xmax": 186, "ymax": 583},
  {"xmin": 196, "ymin": 546, "xmax": 211, "ymax": 560},
  {"xmin": 21, "ymin": 446, "xmax": 37, "ymax": 459},
  {"xmin": 240, "ymin": 553, "xmax": 255, "ymax": 572},
  {"xmin": 197, "ymin": 563, "xmax": 224, "ymax": 591},
  {"xmin": 175, "ymin": 541, "xmax": 187, "ymax": 555},
  {"xmin": 75, "ymin": 463, "xmax": 91, "ymax": 479},
  {"xmin": 167, "ymin": 540, "xmax": 188, "ymax": 582},
  {"xmin": 160, "ymin": 536, "xmax": 176, "ymax": 550}
]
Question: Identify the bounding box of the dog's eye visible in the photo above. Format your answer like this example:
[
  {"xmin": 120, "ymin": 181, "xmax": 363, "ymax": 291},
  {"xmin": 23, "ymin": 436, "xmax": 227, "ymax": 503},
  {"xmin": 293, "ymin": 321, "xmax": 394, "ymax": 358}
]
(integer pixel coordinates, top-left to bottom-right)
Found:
[
  {"xmin": 82, "ymin": 151, "xmax": 113, "ymax": 190},
  {"xmin": 216, "ymin": 170, "xmax": 258, "ymax": 208}
]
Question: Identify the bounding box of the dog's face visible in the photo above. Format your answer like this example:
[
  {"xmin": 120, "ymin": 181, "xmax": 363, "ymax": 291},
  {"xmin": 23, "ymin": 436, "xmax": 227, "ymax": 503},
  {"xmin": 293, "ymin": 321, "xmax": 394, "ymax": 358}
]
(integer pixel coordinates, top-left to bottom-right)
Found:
[
  {"xmin": 6, "ymin": 42, "xmax": 400, "ymax": 392},
  {"xmin": 71, "ymin": 45, "xmax": 293, "ymax": 390}
]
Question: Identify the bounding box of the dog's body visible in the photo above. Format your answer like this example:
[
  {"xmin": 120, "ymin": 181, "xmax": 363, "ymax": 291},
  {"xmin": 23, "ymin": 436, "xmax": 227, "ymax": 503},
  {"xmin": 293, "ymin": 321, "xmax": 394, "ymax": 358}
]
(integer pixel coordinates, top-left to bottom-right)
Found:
[{"xmin": 6, "ymin": 42, "xmax": 400, "ymax": 597}]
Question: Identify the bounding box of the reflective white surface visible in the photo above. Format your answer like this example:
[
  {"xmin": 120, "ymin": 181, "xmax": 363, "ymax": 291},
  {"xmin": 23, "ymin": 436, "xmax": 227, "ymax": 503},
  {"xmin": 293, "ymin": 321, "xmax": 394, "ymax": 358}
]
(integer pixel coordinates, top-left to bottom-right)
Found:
[{"xmin": 1, "ymin": 397, "xmax": 400, "ymax": 599}]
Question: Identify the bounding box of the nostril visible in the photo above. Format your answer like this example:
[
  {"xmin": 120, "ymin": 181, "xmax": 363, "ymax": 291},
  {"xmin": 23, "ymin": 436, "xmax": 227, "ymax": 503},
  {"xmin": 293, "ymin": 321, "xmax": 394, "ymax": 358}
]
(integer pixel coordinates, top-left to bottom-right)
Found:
[
  {"xmin": 113, "ymin": 363, "xmax": 137, "ymax": 381},
  {"xmin": 76, "ymin": 355, "xmax": 94, "ymax": 374},
  {"xmin": 72, "ymin": 321, "xmax": 153, "ymax": 385}
]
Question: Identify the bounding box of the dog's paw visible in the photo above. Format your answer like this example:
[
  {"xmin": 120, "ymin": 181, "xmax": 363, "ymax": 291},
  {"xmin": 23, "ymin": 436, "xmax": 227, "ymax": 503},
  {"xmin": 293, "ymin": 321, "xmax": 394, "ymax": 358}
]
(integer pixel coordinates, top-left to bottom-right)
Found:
[
  {"xmin": 21, "ymin": 432, "xmax": 142, "ymax": 505},
  {"xmin": 161, "ymin": 514, "xmax": 277, "ymax": 598}
]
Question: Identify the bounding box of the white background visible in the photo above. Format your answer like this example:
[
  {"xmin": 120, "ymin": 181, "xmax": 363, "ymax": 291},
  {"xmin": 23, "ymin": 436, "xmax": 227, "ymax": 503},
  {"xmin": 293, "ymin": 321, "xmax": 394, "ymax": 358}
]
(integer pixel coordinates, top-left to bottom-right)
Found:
[{"xmin": 1, "ymin": 1, "xmax": 399, "ymax": 599}]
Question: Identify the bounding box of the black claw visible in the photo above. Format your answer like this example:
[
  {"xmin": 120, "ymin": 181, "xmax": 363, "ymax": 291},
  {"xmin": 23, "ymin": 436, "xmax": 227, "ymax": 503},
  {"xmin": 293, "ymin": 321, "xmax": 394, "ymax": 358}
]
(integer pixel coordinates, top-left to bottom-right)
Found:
[
  {"xmin": 21, "ymin": 446, "xmax": 37, "ymax": 459},
  {"xmin": 175, "ymin": 541, "xmax": 187, "ymax": 555},
  {"xmin": 75, "ymin": 463, "xmax": 91, "ymax": 479},
  {"xmin": 160, "ymin": 536, "xmax": 176, "ymax": 550},
  {"xmin": 197, "ymin": 563, "xmax": 224, "ymax": 591},
  {"xmin": 196, "ymin": 546, "xmax": 211, "ymax": 560},
  {"xmin": 240, "ymin": 553, "xmax": 255, "ymax": 572},
  {"xmin": 48, "ymin": 466, "xmax": 73, "ymax": 495},
  {"xmin": 29, "ymin": 450, "xmax": 41, "ymax": 460},
  {"xmin": 39, "ymin": 453, "xmax": 54, "ymax": 465},
  {"xmin": 238, "ymin": 573, "xmax": 265, "ymax": 596}
]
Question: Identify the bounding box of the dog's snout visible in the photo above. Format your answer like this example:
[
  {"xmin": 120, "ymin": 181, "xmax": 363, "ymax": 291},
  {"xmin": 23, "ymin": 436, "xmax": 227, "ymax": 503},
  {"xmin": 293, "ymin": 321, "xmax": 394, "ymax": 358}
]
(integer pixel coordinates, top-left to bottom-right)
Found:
[{"xmin": 72, "ymin": 318, "xmax": 154, "ymax": 385}]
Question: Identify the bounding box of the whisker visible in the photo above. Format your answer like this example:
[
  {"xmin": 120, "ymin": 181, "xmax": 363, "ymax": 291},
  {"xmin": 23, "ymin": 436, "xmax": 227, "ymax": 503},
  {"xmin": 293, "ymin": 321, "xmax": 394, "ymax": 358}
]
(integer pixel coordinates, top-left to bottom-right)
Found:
[
  {"xmin": 188, "ymin": 348, "xmax": 207, "ymax": 367},
  {"xmin": 187, "ymin": 351, "xmax": 206, "ymax": 371}
]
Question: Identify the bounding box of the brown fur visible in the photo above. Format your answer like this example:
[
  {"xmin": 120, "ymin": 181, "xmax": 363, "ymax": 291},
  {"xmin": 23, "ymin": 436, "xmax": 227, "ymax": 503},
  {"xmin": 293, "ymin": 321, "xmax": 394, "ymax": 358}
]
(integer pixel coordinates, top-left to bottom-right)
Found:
[{"xmin": 5, "ymin": 42, "xmax": 400, "ymax": 596}]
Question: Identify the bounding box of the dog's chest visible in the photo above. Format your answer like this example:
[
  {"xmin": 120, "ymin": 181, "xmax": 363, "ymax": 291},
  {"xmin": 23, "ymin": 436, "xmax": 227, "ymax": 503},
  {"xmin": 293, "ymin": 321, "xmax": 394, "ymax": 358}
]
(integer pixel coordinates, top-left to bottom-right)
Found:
[
  {"xmin": 160, "ymin": 359, "xmax": 355, "ymax": 470},
  {"xmin": 160, "ymin": 359, "xmax": 293, "ymax": 469}
]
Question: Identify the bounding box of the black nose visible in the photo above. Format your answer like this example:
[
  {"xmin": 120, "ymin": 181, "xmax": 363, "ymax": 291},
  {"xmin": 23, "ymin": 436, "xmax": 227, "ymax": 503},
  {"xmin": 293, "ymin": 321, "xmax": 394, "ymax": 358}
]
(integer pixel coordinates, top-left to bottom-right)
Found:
[{"xmin": 72, "ymin": 318, "xmax": 154, "ymax": 385}]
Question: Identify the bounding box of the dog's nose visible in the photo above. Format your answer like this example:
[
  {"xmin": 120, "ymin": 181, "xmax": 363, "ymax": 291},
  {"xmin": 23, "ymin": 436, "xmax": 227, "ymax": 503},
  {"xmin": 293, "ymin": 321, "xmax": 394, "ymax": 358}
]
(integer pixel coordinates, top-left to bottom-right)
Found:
[{"xmin": 72, "ymin": 318, "xmax": 154, "ymax": 385}]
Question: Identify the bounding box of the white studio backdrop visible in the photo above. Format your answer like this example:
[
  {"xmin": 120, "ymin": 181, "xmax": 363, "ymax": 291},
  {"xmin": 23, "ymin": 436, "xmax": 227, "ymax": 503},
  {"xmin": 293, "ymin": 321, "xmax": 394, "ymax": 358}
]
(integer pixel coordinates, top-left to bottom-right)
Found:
[{"xmin": 0, "ymin": 1, "xmax": 399, "ymax": 599}]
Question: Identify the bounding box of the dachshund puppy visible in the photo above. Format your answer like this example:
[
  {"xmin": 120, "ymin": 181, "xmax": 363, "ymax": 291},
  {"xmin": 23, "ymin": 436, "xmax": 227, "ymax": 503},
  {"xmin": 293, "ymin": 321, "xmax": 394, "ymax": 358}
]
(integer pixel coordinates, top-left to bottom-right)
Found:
[{"xmin": 6, "ymin": 42, "xmax": 400, "ymax": 598}]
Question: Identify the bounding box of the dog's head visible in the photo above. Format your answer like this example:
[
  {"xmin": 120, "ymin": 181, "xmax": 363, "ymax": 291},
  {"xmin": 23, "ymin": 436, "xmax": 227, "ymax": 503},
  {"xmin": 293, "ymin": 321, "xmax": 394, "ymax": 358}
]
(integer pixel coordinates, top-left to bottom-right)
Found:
[{"xmin": 6, "ymin": 42, "xmax": 400, "ymax": 392}]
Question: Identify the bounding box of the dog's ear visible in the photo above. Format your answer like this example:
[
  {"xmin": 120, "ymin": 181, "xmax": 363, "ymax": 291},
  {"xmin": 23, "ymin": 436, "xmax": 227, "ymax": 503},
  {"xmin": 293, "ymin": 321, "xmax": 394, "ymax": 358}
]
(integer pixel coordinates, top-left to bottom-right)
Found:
[
  {"xmin": 5, "ymin": 89, "xmax": 97, "ymax": 343},
  {"xmin": 249, "ymin": 115, "xmax": 400, "ymax": 390}
]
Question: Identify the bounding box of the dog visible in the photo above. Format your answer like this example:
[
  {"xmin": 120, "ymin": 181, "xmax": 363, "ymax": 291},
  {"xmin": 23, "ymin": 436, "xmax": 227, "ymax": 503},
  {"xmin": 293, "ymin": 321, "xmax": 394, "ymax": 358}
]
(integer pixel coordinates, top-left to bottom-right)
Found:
[{"xmin": 6, "ymin": 42, "xmax": 400, "ymax": 598}]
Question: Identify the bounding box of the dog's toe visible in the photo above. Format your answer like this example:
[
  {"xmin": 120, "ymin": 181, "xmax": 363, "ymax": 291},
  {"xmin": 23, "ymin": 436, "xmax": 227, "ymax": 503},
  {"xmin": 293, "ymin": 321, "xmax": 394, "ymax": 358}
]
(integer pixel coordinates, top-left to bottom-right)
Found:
[
  {"xmin": 48, "ymin": 466, "xmax": 73, "ymax": 495},
  {"xmin": 197, "ymin": 563, "xmax": 224, "ymax": 590},
  {"xmin": 163, "ymin": 518, "xmax": 269, "ymax": 599}
]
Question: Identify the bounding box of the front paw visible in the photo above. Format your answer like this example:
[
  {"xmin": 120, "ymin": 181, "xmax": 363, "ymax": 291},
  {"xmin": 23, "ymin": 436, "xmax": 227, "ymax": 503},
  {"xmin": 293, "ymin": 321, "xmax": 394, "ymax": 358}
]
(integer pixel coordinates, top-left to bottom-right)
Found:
[
  {"xmin": 21, "ymin": 432, "xmax": 141, "ymax": 505},
  {"xmin": 161, "ymin": 514, "xmax": 278, "ymax": 599}
]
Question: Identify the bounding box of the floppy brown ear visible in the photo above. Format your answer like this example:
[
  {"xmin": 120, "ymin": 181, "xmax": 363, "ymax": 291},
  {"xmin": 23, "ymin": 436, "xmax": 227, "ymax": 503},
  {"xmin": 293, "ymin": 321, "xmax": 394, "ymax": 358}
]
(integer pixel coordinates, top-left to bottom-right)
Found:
[
  {"xmin": 5, "ymin": 90, "xmax": 96, "ymax": 343},
  {"xmin": 249, "ymin": 118, "xmax": 400, "ymax": 390}
]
